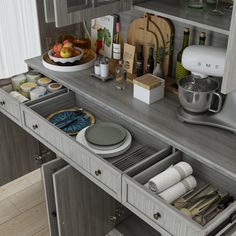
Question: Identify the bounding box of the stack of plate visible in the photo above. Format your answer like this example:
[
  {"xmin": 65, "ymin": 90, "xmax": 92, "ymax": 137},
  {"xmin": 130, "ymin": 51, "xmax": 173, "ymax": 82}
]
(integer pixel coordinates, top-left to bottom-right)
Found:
[{"xmin": 76, "ymin": 122, "xmax": 132, "ymax": 158}]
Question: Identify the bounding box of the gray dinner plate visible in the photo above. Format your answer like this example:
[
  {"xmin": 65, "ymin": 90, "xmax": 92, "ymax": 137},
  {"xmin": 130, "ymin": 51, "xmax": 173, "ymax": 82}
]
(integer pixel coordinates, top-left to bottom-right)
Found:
[{"xmin": 85, "ymin": 122, "xmax": 127, "ymax": 147}]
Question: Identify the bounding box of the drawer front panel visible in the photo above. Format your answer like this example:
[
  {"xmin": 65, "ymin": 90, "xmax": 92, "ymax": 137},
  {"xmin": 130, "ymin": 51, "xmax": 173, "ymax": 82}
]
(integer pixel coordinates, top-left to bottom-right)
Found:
[
  {"xmin": 62, "ymin": 139, "xmax": 91, "ymax": 172},
  {"xmin": 23, "ymin": 108, "xmax": 64, "ymax": 153},
  {"xmin": 23, "ymin": 106, "xmax": 90, "ymax": 173},
  {"xmin": 0, "ymin": 90, "xmax": 21, "ymax": 123},
  {"xmin": 122, "ymin": 177, "xmax": 201, "ymax": 236},
  {"xmin": 90, "ymin": 158, "xmax": 122, "ymax": 200}
]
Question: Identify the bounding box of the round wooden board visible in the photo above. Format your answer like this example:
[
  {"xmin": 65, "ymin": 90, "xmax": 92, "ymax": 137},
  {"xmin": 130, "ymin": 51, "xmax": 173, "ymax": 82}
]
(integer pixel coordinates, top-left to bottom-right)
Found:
[{"xmin": 42, "ymin": 50, "xmax": 96, "ymax": 72}]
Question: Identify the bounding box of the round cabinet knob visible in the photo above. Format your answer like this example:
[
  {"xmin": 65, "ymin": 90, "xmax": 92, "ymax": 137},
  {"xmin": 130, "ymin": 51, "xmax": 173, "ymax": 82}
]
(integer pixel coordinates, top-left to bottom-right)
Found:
[
  {"xmin": 153, "ymin": 212, "xmax": 161, "ymax": 220},
  {"xmin": 0, "ymin": 101, "xmax": 5, "ymax": 106},
  {"xmin": 51, "ymin": 211, "xmax": 57, "ymax": 217},
  {"xmin": 95, "ymin": 169, "xmax": 102, "ymax": 176},
  {"xmin": 32, "ymin": 124, "xmax": 38, "ymax": 130}
]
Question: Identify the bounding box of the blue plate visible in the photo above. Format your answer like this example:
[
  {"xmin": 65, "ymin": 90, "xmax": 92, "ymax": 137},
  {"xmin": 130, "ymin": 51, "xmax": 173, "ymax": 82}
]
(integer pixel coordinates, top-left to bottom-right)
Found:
[{"xmin": 47, "ymin": 109, "xmax": 95, "ymax": 136}]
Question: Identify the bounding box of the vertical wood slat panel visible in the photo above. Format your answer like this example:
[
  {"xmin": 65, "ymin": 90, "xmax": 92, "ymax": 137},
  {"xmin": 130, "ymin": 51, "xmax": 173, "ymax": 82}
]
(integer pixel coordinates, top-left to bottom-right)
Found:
[{"xmin": 221, "ymin": 2, "xmax": 236, "ymax": 94}]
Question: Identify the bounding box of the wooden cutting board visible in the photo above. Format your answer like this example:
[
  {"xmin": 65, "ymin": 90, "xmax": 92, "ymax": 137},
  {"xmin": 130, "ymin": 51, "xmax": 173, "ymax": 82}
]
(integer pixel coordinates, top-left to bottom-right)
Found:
[{"xmin": 127, "ymin": 13, "xmax": 173, "ymax": 77}]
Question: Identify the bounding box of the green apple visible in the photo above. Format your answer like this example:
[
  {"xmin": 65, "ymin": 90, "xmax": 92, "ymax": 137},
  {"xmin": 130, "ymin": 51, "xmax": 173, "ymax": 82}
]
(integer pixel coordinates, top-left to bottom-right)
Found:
[{"xmin": 60, "ymin": 47, "xmax": 73, "ymax": 58}]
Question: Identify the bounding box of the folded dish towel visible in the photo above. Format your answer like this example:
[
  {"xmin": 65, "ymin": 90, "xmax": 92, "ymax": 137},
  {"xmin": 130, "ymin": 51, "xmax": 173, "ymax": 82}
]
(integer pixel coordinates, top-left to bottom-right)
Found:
[
  {"xmin": 148, "ymin": 161, "xmax": 193, "ymax": 193},
  {"xmin": 158, "ymin": 175, "xmax": 197, "ymax": 203}
]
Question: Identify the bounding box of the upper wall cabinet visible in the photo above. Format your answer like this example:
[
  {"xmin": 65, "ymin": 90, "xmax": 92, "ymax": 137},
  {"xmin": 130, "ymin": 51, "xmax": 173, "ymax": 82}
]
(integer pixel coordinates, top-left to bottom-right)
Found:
[
  {"xmin": 44, "ymin": 0, "xmax": 55, "ymax": 23},
  {"xmin": 52, "ymin": 0, "xmax": 132, "ymax": 27},
  {"xmin": 221, "ymin": 2, "xmax": 236, "ymax": 94}
]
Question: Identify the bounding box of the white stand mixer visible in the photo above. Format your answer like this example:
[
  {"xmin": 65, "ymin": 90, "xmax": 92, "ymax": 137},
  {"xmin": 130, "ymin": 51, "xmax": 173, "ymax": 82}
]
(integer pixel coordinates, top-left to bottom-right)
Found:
[{"xmin": 177, "ymin": 45, "xmax": 236, "ymax": 134}]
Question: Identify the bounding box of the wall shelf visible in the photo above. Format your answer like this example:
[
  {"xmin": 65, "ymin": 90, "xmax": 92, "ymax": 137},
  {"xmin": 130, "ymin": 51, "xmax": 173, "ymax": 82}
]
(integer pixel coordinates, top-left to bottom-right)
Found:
[{"xmin": 134, "ymin": 0, "xmax": 232, "ymax": 35}]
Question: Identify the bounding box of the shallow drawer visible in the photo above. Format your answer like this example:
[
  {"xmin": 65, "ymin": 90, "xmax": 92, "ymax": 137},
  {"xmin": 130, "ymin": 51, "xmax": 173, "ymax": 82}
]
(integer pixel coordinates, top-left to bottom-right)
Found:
[
  {"xmin": 22, "ymin": 91, "xmax": 171, "ymax": 201},
  {"xmin": 122, "ymin": 151, "xmax": 236, "ymax": 236},
  {"xmin": 0, "ymin": 89, "xmax": 21, "ymax": 123}
]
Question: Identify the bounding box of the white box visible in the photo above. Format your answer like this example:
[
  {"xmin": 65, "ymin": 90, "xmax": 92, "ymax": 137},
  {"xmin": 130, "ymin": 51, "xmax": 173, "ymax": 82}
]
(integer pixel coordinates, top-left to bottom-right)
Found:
[{"xmin": 133, "ymin": 74, "xmax": 165, "ymax": 104}]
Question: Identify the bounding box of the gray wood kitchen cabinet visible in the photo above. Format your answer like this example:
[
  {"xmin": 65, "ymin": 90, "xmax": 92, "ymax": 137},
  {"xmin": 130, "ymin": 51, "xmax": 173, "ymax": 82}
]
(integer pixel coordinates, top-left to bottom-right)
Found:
[
  {"xmin": 43, "ymin": 0, "xmax": 55, "ymax": 23},
  {"xmin": 41, "ymin": 158, "xmax": 68, "ymax": 236},
  {"xmin": 0, "ymin": 112, "xmax": 55, "ymax": 186},
  {"xmin": 52, "ymin": 164, "xmax": 119, "ymax": 236},
  {"xmin": 52, "ymin": 0, "xmax": 132, "ymax": 27}
]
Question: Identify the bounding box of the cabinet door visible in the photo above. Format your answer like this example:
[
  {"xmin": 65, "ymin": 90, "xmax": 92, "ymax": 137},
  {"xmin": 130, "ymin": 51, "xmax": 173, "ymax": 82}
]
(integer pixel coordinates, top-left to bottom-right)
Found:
[
  {"xmin": 42, "ymin": 158, "xmax": 68, "ymax": 236},
  {"xmin": 43, "ymin": 0, "xmax": 55, "ymax": 23},
  {"xmin": 0, "ymin": 112, "xmax": 40, "ymax": 186},
  {"xmin": 221, "ymin": 3, "xmax": 236, "ymax": 94},
  {"xmin": 53, "ymin": 0, "xmax": 132, "ymax": 27},
  {"xmin": 53, "ymin": 165, "xmax": 116, "ymax": 236}
]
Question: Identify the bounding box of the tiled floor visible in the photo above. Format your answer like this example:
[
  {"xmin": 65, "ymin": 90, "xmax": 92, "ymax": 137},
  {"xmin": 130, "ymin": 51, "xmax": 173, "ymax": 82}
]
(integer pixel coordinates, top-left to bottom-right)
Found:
[{"xmin": 0, "ymin": 169, "xmax": 49, "ymax": 236}]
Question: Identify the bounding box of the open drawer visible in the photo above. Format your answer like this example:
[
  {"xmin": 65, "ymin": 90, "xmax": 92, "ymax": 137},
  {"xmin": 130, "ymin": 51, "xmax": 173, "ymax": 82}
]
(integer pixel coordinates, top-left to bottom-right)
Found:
[
  {"xmin": 0, "ymin": 88, "xmax": 22, "ymax": 124},
  {"xmin": 0, "ymin": 85, "xmax": 66, "ymax": 125},
  {"xmin": 21, "ymin": 91, "xmax": 171, "ymax": 201},
  {"xmin": 122, "ymin": 151, "xmax": 236, "ymax": 236}
]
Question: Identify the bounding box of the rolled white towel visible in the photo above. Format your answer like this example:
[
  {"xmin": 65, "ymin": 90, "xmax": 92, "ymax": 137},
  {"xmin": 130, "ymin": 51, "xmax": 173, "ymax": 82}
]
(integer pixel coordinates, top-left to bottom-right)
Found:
[
  {"xmin": 148, "ymin": 161, "xmax": 193, "ymax": 193},
  {"xmin": 159, "ymin": 175, "xmax": 197, "ymax": 204}
]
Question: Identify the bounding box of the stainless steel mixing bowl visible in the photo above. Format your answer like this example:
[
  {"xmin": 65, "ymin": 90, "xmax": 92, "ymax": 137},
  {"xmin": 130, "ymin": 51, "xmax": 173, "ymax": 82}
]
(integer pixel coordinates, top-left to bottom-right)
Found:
[{"xmin": 178, "ymin": 76, "xmax": 222, "ymax": 113}]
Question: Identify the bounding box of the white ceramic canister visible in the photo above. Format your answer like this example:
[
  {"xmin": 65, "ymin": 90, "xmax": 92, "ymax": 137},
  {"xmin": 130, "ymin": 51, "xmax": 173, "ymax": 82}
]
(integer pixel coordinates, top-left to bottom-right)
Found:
[
  {"xmin": 11, "ymin": 74, "xmax": 27, "ymax": 91},
  {"xmin": 9, "ymin": 91, "xmax": 29, "ymax": 103},
  {"xmin": 100, "ymin": 61, "xmax": 109, "ymax": 78},
  {"xmin": 26, "ymin": 70, "xmax": 42, "ymax": 83},
  {"xmin": 30, "ymin": 86, "xmax": 47, "ymax": 100}
]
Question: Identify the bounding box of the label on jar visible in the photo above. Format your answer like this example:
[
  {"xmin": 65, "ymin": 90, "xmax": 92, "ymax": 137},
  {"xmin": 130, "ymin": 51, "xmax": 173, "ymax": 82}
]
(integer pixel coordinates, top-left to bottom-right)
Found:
[{"xmin": 113, "ymin": 43, "xmax": 121, "ymax": 60}]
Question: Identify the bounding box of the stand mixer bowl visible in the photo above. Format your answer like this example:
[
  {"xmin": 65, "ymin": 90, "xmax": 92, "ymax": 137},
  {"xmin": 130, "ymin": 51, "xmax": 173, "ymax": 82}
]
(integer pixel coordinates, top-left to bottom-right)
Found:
[{"xmin": 178, "ymin": 76, "xmax": 222, "ymax": 113}]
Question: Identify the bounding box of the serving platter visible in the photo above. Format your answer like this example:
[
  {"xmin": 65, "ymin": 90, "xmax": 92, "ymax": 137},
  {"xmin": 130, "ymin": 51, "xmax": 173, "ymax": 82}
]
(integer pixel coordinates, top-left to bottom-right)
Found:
[
  {"xmin": 47, "ymin": 108, "xmax": 95, "ymax": 136},
  {"xmin": 42, "ymin": 49, "xmax": 96, "ymax": 72},
  {"xmin": 76, "ymin": 127, "xmax": 132, "ymax": 158}
]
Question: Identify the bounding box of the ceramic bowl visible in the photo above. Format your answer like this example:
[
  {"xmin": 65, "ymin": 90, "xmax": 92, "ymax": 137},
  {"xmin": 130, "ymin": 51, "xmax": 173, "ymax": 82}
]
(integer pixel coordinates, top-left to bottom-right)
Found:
[{"xmin": 48, "ymin": 47, "xmax": 84, "ymax": 64}]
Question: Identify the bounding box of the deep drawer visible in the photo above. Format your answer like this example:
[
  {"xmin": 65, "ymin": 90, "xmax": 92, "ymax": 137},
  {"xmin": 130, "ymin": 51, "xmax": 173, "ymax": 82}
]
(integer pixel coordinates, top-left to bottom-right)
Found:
[
  {"xmin": 21, "ymin": 91, "xmax": 171, "ymax": 201},
  {"xmin": 122, "ymin": 151, "xmax": 236, "ymax": 236}
]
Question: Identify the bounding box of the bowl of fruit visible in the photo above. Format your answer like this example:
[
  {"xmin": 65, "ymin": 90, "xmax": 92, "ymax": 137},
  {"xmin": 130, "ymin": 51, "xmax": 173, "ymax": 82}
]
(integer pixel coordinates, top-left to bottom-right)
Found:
[{"xmin": 48, "ymin": 40, "xmax": 84, "ymax": 65}]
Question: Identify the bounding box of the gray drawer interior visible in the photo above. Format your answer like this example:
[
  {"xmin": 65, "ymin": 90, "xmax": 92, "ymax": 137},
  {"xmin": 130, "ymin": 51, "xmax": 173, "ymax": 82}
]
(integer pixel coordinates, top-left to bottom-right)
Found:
[
  {"xmin": 29, "ymin": 91, "xmax": 172, "ymax": 173},
  {"xmin": 133, "ymin": 151, "xmax": 236, "ymax": 229}
]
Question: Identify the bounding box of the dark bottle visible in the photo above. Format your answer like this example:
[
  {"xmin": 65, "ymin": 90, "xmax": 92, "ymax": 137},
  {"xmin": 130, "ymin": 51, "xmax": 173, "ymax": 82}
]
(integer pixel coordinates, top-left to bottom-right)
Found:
[
  {"xmin": 136, "ymin": 45, "xmax": 144, "ymax": 77},
  {"xmin": 175, "ymin": 28, "xmax": 190, "ymax": 83},
  {"xmin": 199, "ymin": 32, "xmax": 206, "ymax": 45},
  {"xmin": 147, "ymin": 47, "xmax": 155, "ymax": 74}
]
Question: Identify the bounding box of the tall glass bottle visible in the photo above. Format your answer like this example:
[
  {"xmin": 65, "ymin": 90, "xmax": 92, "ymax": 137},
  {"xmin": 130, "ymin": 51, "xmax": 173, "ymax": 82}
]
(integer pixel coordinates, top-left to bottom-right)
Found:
[
  {"xmin": 175, "ymin": 28, "xmax": 190, "ymax": 83},
  {"xmin": 113, "ymin": 15, "xmax": 123, "ymax": 61},
  {"xmin": 147, "ymin": 47, "xmax": 155, "ymax": 74},
  {"xmin": 199, "ymin": 32, "xmax": 206, "ymax": 45},
  {"xmin": 136, "ymin": 45, "xmax": 144, "ymax": 77}
]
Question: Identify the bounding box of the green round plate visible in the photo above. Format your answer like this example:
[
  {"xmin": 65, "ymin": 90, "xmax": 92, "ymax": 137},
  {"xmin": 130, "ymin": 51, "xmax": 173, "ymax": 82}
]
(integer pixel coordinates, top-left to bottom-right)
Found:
[{"xmin": 85, "ymin": 122, "xmax": 127, "ymax": 147}]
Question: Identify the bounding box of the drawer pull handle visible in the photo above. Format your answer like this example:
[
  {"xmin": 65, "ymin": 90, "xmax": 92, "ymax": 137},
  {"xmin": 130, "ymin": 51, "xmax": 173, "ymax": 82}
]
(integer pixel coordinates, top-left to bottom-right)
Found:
[
  {"xmin": 153, "ymin": 212, "xmax": 161, "ymax": 220},
  {"xmin": 0, "ymin": 101, "xmax": 5, "ymax": 106},
  {"xmin": 95, "ymin": 170, "xmax": 102, "ymax": 176},
  {"xmin": 32, "ymin": 124, "xmax": 38, "ymax": 130}
]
